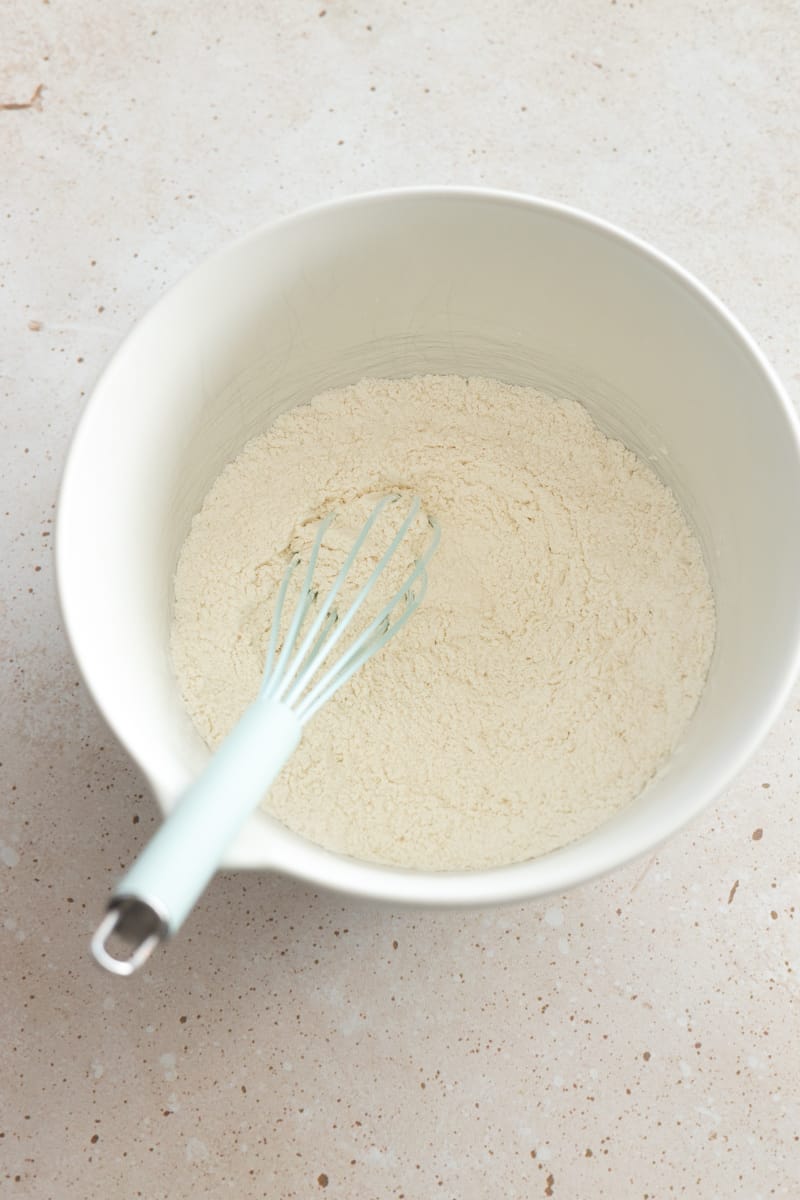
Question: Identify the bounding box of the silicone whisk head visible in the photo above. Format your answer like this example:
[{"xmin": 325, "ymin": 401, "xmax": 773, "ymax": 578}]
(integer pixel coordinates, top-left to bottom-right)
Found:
[{"xmin": 259, "ymin": 493, "xmax": 440, "ymax": 724}]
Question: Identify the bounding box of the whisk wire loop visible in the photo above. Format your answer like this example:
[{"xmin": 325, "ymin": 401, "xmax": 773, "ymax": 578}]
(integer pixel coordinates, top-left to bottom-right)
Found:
[
  {"xmin": 262, "ymin": 494, "xmax": 439, "ymax": 725},
  {"xmin": 262, "ymin": 510, "xmax": 336, "ymax": 700},
  {"xmin": 266, "ymin": 495, "xmax": 397, "ymax": 703},
  {"xmin": 297, "ymin": 566, "xmax": 432, "ymax": 723},
  {"xmin": 284, "ymin": 495, "xmax": 420, "ymax": 706}
]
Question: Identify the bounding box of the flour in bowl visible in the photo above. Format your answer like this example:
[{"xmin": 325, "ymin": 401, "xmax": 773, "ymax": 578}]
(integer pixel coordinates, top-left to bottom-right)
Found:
[{"xmin": 171, "ymin": 375, "xmax": 715, "ymax": 870}]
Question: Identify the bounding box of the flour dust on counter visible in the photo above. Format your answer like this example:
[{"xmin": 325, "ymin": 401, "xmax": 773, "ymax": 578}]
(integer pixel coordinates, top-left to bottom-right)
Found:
[{"xmin": 171, "ymin": 375, "xmax": 715, "ymax": 870}]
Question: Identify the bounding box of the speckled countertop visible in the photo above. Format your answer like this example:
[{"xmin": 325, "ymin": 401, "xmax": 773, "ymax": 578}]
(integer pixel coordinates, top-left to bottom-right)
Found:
[{"xmin": 3, "ymin": 2, "xmax": 799, "ymax": 1197}]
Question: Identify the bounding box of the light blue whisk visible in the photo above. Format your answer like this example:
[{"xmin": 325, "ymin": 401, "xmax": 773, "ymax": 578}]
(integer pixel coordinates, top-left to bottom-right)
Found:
[{"xmin": 92, "ymin": 494, "xmax": 440, "ymax": 976}]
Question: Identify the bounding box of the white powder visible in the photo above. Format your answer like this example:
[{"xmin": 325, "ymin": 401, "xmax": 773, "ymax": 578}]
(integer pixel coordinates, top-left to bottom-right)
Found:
[{"xmin": 171, "ymin": 375, "xmax": 715, "ymax": 870}]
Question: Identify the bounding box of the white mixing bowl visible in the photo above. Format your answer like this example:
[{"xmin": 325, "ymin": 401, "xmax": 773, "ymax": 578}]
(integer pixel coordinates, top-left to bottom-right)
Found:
[{"xmin": 57, "ymin": 188, "xmax": 800, "ymax": 906}]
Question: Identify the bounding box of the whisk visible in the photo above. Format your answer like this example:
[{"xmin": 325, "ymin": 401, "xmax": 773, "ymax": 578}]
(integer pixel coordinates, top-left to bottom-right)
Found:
[{"xmin": 92, "ymin": 494, "xmax": 440, "ymax": 976}]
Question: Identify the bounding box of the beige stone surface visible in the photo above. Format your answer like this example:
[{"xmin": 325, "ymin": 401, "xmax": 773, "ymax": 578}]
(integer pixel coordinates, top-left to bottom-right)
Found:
[{"xmin": 2, "ymin": 2, "xmax": 799, "ymax": 1197}]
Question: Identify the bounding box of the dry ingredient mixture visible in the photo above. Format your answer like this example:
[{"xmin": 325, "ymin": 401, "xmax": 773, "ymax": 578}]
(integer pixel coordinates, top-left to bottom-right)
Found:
[{"xmin": 171, "ymin": 375, "xmax": 715, "ymax": 870}]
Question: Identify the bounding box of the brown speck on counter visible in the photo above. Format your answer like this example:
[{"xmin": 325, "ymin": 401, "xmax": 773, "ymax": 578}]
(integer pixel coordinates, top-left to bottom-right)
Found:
[
  {"xmin": 728, "ymin": 880, "xmax": 739, "ymax": 904},
  {"xmin": 0, "ymin": 83, "xmax": 43, "ymax": 110},
  {"xmin": 770, "ymin": 911, "xmax": 778, "ymax": 920},
  {"xmin": 28, "ymin": 320, "xmax": 42, "ymax": 331},
  {"xmin": 643, "ymin": 1051, "xmax": 651, "ymax": 1061},
  {"xmin": 317, "ymin": 1173, "xmax": 328, "ymax": 1188},
  {"xmin": 585, "ymin": 1148, "xmax": 593, "ymax": 1156},
  {"xmin": 752, "ymin": 828, "xmax": 763, "ymax": 840},
  {"xmin": 545, "ymin": 1173, "xmax": 555, "ymax": 1196}
]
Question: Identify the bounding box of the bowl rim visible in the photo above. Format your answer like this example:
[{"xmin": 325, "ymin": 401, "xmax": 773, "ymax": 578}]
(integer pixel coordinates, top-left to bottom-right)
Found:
[{"xmin": 56, "ymin": 186, "xmax": 800, "ymax": 905}]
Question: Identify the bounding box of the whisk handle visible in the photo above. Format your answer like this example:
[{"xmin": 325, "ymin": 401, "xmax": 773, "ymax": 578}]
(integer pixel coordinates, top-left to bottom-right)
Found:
[{"xmin": 91, "ymin": 698, "xmax": 302, "ymax": 975}]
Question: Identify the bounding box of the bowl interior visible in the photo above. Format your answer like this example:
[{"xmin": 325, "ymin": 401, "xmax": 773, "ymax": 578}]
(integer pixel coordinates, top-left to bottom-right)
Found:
[{"xmin": 57, "ymin": 191, "xmax": 800, "ymax": 903}]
